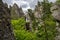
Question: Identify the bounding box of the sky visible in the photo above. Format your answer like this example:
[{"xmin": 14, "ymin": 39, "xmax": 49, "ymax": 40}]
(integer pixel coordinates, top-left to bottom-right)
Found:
[{"xmin": 2, "ymin": 0, "xmax": 56, "ymax": 12}]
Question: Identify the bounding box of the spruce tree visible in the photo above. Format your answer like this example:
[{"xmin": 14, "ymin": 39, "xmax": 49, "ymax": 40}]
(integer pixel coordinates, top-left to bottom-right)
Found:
[{"xmin": 41, "ymin": 0, "xmax": 56, "ymax": 40}]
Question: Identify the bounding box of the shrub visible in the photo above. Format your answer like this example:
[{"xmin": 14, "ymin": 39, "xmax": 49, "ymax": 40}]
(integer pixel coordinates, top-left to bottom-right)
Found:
[{"xmin": 11, "ymin": 17, "xmax": 38, "ymax": 40}]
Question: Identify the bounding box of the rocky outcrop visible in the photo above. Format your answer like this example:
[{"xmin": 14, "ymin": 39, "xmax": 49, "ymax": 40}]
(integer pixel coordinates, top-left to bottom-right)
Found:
[
  {"xmin": 0, "ymin": 0, "xmax": 15, "ymax": 40},
  {"xmin": 34, "ymin": 5, "xmax": 43, "ymax": 19},
  {"xmin": 10, "ymin": 3, "xmax": 24, "ymax": 19},
  {"xmin": 51, "ymin": 5, "xmax": 60, "ymax": 21},
  {"xmin": 51, "ymin": 4, "xmax": 60, "ymax": 40}
]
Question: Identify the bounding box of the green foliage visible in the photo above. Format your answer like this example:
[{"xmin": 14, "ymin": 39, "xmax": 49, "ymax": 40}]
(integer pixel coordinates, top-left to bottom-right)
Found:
[
  {"xmin": 14, "ymin": 30, "xmax": 37, "ymax": 40},
  {"xmin": 40, "ymin": 1, "xmax": 56, "ymax": 40},
  {"xmin": 11, "ymin": 17, "xmax": 25, "ymax": 30},
  {"xmin": 11, "ymin": 1, "xmax": 56, "ymax": 40},
  {"xmin": 11, "ymin": 17, "xmax": 56, "ymax": 40},
  {"xmin": 56, "ymin": 0, "xmax": 60, "ymax": 6},
  {"xmin": 11, "ymin": 18, "xmax": 38, "ymax": 40}
]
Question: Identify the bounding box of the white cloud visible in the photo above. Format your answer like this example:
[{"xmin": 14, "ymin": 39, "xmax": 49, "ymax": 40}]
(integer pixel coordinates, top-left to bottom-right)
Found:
[
  {"xmin": 12, "ymin": 0, "xmax": 31, "ymax": 12},
  {"xmin": 49, "ymin": 0, "xmax": 56, "ymax": 2},
  {"xmin": 3, "ymin": 0, "xmax": 56, "ymax": 12},
  {"xmin": 23, "ymin": 0, "xmax": 34, "ymax": 3},
  {"xmin": 3, "ymin": 0, "xmax": 12, "ymax": 5}
]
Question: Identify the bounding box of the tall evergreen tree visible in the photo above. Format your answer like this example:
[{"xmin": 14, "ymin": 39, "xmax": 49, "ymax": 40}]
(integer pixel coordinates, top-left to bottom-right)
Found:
[
  {"xmin": 27, "ymin": 9, "xmax": 35, "ymax": 31},
  {"xmin": 56, "ymin": 0, "xmax": 60, "ymax": 4},
  {"xmin": 41, "ymin": 0, "xmax": 56, "ymax": 40},
  {"xmin": 42, "ymin": 0, "xmax": 49, "ymax": 40}
]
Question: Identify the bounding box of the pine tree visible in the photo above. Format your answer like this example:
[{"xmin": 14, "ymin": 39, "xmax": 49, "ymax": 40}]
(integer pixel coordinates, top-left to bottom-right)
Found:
[
  {"xmin": 27, "ymin": 9, "xmax": 35, "ymax": 31},
  {"xmin": 56, "ymin": 0, "xmax": 60, "ymax": 4},
  {"xmin": 41, "ymin": 0, "xmax": 56, "ymax": 40}
]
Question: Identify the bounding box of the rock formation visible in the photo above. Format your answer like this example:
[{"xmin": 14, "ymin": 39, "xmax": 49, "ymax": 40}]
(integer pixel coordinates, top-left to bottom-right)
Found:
[
  {"xmin": 10, "ymin": 3, "xmax": 24, "ymax": 19},
  {"xmin": 51, "ymin": 4, "xmax": 60, "ymax": 40},
  {"xmin": 0, "ymin": 0, "xmax": 15, "ymax": 40},
  {"xmin": 51, "ymin": 4, "xmax": 60, "ymax": 21}
]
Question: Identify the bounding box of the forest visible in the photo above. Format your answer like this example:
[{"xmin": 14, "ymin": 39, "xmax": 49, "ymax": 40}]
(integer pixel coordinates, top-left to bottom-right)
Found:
[{"xmin": 0, "ymin": 0, "xmax": 60, "ymax": 40}]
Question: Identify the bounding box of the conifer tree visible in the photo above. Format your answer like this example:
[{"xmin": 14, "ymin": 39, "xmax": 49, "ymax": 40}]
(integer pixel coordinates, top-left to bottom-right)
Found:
[{"xmin": 41, "ymin": 0, "xmax": 56, "ymax": 40}]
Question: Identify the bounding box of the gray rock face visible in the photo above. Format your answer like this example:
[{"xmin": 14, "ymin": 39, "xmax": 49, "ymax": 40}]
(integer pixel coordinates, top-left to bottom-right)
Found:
[
  {"xmin": 11, "ymin": 3, "xmax": 24, "ymax": 19},
  {"xmin": 51, "ymin": 5, "xmax": 60, "ymax": 40},
  {"xmin": 51, "ymin": 5, "xmax": 60, "ymax": 21},
  {"xmin": 0, "ymin": 0, "xmax": 15, "ymax": 40}
]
